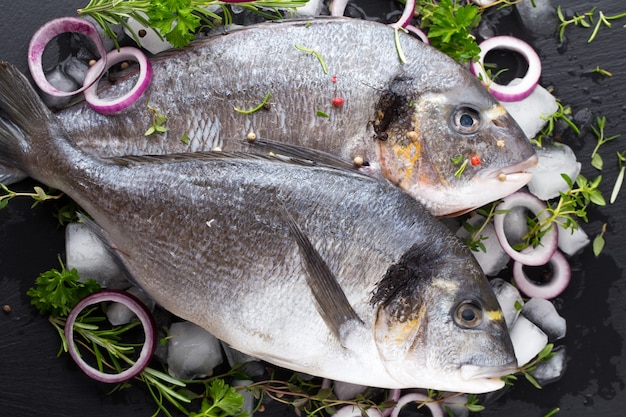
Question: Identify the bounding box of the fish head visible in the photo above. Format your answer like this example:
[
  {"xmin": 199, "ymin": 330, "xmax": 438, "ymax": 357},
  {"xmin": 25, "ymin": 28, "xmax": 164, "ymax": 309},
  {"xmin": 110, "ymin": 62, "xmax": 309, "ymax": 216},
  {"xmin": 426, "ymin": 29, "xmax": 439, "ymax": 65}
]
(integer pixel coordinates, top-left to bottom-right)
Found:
[
  {"xmin": 375, "ymin": 73, "xmax": 537, "ymax": 217},
  {"xmin": 371, "ymin": 240, "xmax": 517, "ymax": 393}
]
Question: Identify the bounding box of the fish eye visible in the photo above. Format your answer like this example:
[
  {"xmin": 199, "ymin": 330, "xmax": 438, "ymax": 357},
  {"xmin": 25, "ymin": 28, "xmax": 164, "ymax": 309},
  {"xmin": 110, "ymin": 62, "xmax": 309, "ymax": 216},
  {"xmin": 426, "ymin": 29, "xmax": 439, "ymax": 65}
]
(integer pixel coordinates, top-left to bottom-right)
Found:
[
  {"xmin": 453, "ymin": 301, "xmax": 483, "ymax": 328},
  {"xmin": 450, "ymin": 106, "xmax": 481, "ymax": 134}
]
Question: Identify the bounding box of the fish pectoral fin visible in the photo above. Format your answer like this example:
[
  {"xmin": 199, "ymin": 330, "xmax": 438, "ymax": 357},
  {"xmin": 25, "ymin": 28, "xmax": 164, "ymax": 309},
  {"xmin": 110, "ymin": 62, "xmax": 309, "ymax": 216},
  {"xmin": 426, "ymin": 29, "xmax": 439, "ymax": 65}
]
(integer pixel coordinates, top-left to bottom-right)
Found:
[
  {"xmin": 77, "ymin": 214, "xmax": 139, "ymax": 288},
  {"xmin": 282, "ymin": 205, "xmax": 363, "ymax": 344}
]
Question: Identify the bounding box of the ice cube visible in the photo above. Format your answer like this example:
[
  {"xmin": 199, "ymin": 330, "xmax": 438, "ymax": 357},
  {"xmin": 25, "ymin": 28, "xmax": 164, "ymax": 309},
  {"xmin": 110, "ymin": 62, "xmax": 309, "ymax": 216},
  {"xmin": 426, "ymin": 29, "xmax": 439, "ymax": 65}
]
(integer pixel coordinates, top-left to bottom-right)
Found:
[
  {"xmin": 502, "ymin": 81, "xmax": 558, "ymax": 139},
  {"xmin": 333, "ymin": 380, "xmax": 367, "ymax": 401},
  {"xmin": 232, "ymin": 379, "xmax": 258, "ymax": 416},
  {"xmin": 40, "ymin": 67, "xmax": 77, "ymax": 109},
  {"xmin": 509, "ymin": 315, "xmax": 548, "ymax": 366},
  {"xmin": 502, "ymin": 205, "xmax": 530, "ymax": 247},
  {"xmin": 292, "ymin": 0, "xmax": 323, "ymax": 16},
  {"xmin": 124, "ymin": 14, "xmax": 174, "ymax": 54},
  {"xmin": 221, "ymin": 342, "xmax": 265, "ymax": 378},
  {"xmin": 106, "ymin": 286, "xmax": 156, "ymax": 326},
  {"xmin": 515, "ymin": 0, "xmax": 559, "ymax": 37},
  {"xmin": 521, "ymin": 297, "xmax": 566, "ymax": 341},
  {"xmin": 65, "ymin": 223, "xmax": 129, "ymax": 288},
  {"xmin": 167, "ymin": 321, "xmax": 223, "ymax": 380},
  {"xmin": 490, "ymin": 278, "xmax": 524, "ymax": 329},
  {"xmin": 441, "ymin": 393, "xmax": 469, "ymax": 417},
  {"xmin": 530, "ymin": 345, "xmax": 567, "ymax": 386},
  {"xmin": 557, "ymin": 220, "xmax": 590, "ymax": 256},
  {"xmin": 456, "ymin": 215, "xmax": 510, "ymax": 276},
  {"xmin": 527, "ymin": 142, "xmax": 581, "ymax": 200}
]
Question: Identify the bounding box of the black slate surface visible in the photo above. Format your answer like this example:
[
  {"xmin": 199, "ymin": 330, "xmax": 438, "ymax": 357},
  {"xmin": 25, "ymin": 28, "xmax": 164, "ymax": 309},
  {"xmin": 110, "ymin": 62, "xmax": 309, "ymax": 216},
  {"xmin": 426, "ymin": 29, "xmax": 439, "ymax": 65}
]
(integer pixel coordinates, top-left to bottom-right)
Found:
[{"xmin": 1, "ymin": 1, "xmax": 625, "ymax": 417}]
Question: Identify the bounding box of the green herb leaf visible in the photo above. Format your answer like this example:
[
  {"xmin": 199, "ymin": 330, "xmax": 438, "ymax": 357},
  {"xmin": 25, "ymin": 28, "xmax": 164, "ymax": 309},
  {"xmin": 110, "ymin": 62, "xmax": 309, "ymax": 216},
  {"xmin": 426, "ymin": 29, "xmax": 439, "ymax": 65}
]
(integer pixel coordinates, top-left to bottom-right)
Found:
[
  {"xmin": 593, "ymin": 223, "xmax": 607, "ymax": 257},
  {"xmin": 591, "ymin": 152, "xmax": 603, "ymax": 170},
  {"xmin": 26, "ymin": 259, "xmax": 100, "ymax": 317},
  {"xmin": 233, "ymin": 92, "xmax": 271, "ymax": 115},
  {"xmin": 316, "ymin": 110, "xmax": 329, "ymax": 118},
  {"xmin": 294, "ymin": 44, "xmax": 328, "ymax": 74},
  {"xmin": 190, "ymin": 379, "xmax": 246, "ymax": 417}
]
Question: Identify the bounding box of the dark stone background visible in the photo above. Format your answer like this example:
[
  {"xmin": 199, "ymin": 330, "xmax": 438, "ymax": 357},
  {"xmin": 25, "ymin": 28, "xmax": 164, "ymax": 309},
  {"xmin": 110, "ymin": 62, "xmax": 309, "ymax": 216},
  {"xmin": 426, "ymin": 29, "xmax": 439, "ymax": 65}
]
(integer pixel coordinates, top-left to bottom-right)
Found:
[{"xmin": 1, "ymin": 1, "xmax": 624, "ymax": 416}]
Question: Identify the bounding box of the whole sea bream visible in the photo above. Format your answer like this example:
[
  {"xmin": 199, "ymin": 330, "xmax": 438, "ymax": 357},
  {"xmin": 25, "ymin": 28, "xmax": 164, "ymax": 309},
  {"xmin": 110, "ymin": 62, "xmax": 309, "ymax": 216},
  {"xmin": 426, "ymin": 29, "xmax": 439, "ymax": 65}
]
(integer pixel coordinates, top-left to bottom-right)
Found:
[
  {"xmin": 4, "ymin": 17, "xmax": 536, "ymax": 216},
  {"xmin": 0, "ymin": 61, "xmax": 517, "ymax": 393}
]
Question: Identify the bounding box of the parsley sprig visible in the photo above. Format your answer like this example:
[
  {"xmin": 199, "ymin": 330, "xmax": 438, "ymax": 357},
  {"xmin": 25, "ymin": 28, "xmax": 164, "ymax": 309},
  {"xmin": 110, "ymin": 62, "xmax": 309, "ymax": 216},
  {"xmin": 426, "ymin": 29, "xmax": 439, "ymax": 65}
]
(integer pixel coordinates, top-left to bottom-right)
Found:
[
  {"xmin": 27, "ymin": 259, "xmax": 100, "ymax": 317},
  {"xmin": 417, "ymin": 0, "xmax": 481, "ymax": 63}
]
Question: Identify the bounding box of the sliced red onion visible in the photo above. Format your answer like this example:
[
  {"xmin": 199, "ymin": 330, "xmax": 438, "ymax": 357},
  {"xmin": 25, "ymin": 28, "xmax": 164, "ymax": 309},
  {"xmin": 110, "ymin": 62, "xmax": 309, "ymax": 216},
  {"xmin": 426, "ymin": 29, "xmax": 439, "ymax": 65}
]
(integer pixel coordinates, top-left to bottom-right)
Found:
[
  {"xmin": 513, "ymin": 250, "xmax": 571, "ymax": 299},
  {"xmin": 469, "ymin": 36, "xmax": 541, "ymax": 102},
  {"xmin": 65, "ymin": 290, "xmax": 157, "ymax": 383},
  {"xmin": 381, "ymin": 389, "xmax": 401, "ymax": 417},
  {"xmin": 390, "ymin": 393, "xmax": 444, "ymax": 417},
  {"xmin": 405, "ymin": 25, "xmax": 430, "ymax": 44},
  {"xmin": 83, "ymin": 46, "xmax": 152, "ymax": 114},
  {"xmin": 390, "ymin": 0, "xmax": 416, "ymax": 29},
  {"xmin": 28, "ymin": 17, "xmax": 107, "ymax": 97},
  {"xmin": 493, "ymin": 192, "xmax": 558, "ymax": 266}
]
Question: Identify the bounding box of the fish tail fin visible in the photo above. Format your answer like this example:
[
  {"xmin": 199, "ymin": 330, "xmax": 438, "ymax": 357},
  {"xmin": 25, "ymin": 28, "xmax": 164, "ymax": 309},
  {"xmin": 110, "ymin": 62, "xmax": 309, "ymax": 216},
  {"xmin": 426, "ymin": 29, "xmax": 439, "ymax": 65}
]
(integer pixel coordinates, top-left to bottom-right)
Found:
[{"xmin": 0, "ymin": 61, "xmax": 57, "ymax": 174}]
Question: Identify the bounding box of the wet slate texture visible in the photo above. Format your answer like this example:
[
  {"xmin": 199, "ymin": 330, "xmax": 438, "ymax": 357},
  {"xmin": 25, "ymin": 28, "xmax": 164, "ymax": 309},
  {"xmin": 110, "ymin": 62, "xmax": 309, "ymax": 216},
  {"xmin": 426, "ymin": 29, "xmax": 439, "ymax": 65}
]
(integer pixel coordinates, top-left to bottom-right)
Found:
[{"xmin": 0, "ymin": 1, "xmax": 625, "ymax": 417}]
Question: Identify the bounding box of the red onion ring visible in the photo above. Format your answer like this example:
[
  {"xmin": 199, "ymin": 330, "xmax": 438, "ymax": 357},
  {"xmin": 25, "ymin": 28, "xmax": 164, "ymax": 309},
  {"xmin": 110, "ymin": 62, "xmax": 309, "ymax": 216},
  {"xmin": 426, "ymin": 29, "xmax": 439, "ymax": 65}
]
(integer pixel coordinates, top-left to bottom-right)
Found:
[
  {"xmin": 469, "ymin": 36, "xmax": 541, "ymax": 102},
  {"xmin": 390, "ymin": 0, "xmax": 416, "ymax": 29},
  {"xmin": 28, "ymin": 17, "xmax": 107, "ymax": 97},
  {"xmin": 405, "ymin": 25, "xmax": 430, "ymax": 44},
  {"xmin": 64, "ymin": 290, "xmax": 157, "ymax": 383},
  {"xmin": 381, "ymin": 389, "xmax": 401, "ymax": 417},
  {"xmin": 390, "ymin": 393, "xmax": 444, "ymax": 417},
  {"xmin": 493, "ymin": 192, "xmax": 558, "ymax": 266},
  {"xmin": 83, "ymin": 46, "xmax": 152, "ymax": 114},
  {"xmin": 513, "ymin": 250, "xmax": 571, "ymax": 299}
]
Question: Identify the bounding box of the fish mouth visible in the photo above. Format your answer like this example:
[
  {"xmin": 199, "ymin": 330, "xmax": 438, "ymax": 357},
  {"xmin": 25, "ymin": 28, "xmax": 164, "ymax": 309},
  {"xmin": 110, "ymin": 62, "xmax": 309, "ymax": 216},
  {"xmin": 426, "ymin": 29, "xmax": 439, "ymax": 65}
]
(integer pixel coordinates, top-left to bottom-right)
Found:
[
  {"xmin": 460, "ymin": 360, "xmax": 519, "ymax": 382},
  {"xmin": 476, "ymin": 153, "xmax": 538, "ymax": 184},
  {"xmin": 439, "ymin": 154, "xmax": 537, "ymax": 217}
]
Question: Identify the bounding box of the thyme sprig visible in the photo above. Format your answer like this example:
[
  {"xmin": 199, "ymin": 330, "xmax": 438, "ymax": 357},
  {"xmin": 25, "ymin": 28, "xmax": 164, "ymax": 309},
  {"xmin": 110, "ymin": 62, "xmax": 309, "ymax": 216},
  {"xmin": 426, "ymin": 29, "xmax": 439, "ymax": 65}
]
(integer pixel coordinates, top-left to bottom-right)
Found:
[
  {"xmin": 519, "ymin": 174, "xmax": 605, "ymax": 250},
  {"xmin": 0, "ymin": 183, "xmax": 64, "ymax": 209},
  {"xmin": 503, "ymin": 344, "xmax": 557, "ymax": 389},
  {"xmin": 557, "ymin": 6, "xmax": 626, "ymax": 43},
  {"xmin": 460, "ymin": 201, "xmax": 507, "ymax": 253},
  {"xmin": 531, "ymin": 101, "xmax": 580, "ymax": 148},
  {"xmin": 590, "ymin": 116, "xmax": 620, "ymax": 170}
]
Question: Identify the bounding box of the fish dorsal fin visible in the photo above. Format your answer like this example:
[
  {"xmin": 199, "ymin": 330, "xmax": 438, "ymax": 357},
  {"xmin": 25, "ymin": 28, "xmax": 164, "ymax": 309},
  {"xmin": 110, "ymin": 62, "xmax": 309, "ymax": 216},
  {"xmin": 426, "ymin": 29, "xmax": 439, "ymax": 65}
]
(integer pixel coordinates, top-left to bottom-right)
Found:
[
  {"xmin": 281, "ymin": 205, "xmax": 363, "ymax": 344},
  {"xmin": 105, "ymin": 151, "xmax": 270, "ymax": 167},
  {"xmin": 247, "ymin": 139, "xmax": 357, "ymax": 171},
  {"xmin": 105, "ymin": 138, "xmax": 358, "ymax": 172}
]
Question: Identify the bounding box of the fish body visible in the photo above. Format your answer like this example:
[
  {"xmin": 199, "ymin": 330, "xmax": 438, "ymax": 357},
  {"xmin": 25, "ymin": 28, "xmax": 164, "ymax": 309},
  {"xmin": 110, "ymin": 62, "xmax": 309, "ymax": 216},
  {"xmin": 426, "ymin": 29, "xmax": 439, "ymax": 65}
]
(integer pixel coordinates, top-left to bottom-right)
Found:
[
  {"xmin": 5, "ymin": 17, "xmax": 535, "ymax": 216},
  {"xmin": 0, "ymin": 61, "xmax": 516, "ymax": 393}
]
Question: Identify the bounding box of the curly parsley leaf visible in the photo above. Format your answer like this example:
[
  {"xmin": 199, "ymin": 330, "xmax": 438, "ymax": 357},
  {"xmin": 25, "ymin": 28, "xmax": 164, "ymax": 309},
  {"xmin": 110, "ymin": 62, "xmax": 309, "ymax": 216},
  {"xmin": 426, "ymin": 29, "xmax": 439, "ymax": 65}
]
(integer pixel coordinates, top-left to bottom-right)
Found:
[
  {"xmin": 149, "ymin": 0, "xmax": 201, "ymax": 48},
  {"xmin": 26, "ymin": 260, "xmax": 100, "ymax": 317},
  {"xmin": 418, "ymin": 0, "xmax": 481, "ymax": 63}
]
